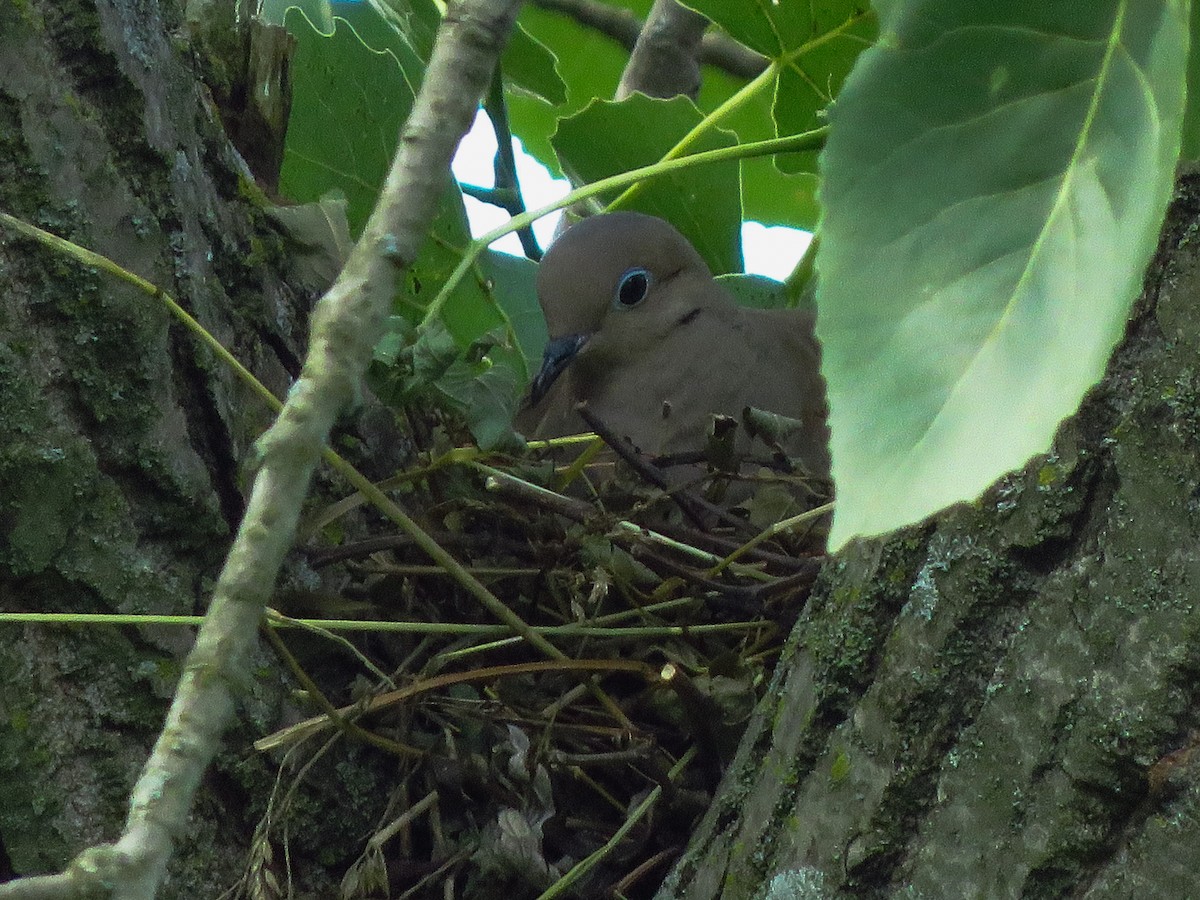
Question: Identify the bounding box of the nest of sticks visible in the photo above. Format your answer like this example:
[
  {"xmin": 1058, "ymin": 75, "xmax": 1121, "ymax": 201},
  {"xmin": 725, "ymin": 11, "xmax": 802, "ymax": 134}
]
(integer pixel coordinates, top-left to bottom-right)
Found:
[{"xmin": 236, "ymin": 403, "xmax": 831, "ymax": 900}]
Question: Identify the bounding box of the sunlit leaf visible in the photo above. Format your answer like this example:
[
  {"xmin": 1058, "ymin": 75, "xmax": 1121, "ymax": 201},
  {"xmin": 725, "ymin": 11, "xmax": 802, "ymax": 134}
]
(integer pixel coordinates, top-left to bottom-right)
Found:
[{"xmin": 817, "ymin": 1, "xmax": 1189, "ymax": 548}]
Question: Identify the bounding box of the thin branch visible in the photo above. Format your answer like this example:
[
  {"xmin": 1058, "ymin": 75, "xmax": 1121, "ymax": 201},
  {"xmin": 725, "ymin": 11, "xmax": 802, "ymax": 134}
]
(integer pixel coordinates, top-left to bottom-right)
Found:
[{"xmin": 483, "ymin": 66, "xmax": 543, "ymax": 258}]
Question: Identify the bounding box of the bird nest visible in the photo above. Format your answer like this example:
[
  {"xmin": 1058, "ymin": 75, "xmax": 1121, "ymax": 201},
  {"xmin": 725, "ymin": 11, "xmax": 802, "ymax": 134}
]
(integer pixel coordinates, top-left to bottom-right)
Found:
[{"xmin": 232, "ymin": 407, "xmax": 831, "ymax": 900}]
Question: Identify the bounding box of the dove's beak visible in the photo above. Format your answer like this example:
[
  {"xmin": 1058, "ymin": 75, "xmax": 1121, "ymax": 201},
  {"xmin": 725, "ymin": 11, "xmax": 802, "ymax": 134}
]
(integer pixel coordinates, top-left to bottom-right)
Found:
[{"xmin": 528, "ymin": 332, "xmax": 590, "ymax": 407}]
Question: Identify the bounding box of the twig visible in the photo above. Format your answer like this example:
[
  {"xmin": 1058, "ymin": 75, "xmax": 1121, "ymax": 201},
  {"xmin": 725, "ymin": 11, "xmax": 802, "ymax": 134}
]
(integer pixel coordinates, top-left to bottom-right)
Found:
[
  {"xmin": 536, "ymin": 745, "xmax": 699, "ymax": 899},
  {"xmin": 616, "ymin": 0, "xmax": 709, "ymax": 100},
  {"xmin": 530, "ymin": 0, "xmax": 767, "ymax": 78},
  {"xmin": 575, "ymin": 401, "xmax": 710, "ymax": 529},
  {"xmin": 483, "ymin": 67, "xmax": 542, "ymax": 259}
]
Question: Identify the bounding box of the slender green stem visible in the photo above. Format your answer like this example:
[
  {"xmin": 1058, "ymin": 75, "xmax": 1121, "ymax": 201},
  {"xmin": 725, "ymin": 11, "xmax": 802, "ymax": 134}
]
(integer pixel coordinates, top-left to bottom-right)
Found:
[
  {"xmin": 0, "ymin": 610, "xmax": 767, "ymax": 638},
  {"xmin": 0, "ymin": 212, "xmax": 592, "ymax": 688},
  {"xmin": 708, "ymin": 501, "xmax": 834, "ymax": 577},
  {"xmin": 609, "ymin": 59, "xmax": 781, "ymax": 212},
  {"xmin": 419, "ymin": 127, "xmax": 829, "ymax": 329},
  {"xmin": 0, "ymin": 213, "xmax": 280, "ymax": 412},
  {"xmin": 784, "ymin": 231, "xmax": 820, "ymax": 307},
  {"xmin": 537, "ymin": 745, "xmax": 699, "ymax": 899}
]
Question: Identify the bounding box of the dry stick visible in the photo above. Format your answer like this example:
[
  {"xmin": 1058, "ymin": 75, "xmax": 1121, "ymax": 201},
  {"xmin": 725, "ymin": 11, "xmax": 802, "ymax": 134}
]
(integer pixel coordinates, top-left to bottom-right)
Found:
[
  {"xmin": 650, "ymin": 521, "xmax": 813, "ymax": 573},
  {"xmin": 575, "ymin": 401, "xmax": 711, "ymax": 531},
  {"xmin": 255, "ymin": 658, "xmax": 661, "ymax": 753},
  {"xmin": 261, "ymin": 624, "xmax": 421, "ymax": 757},
  {"xmin": 708, "ymin": 501, "xmax": 834, "ymax": 577},
  {"xmin": 626, "ymin": 543, "xmax": 765, "ymax": 607},
  {"xmin": 480, "ymin": 463, "xmax": 779, "ymax": 581},
  {"xmin": 538, "ymin": 744, "xmax": 699, "ymax": 900},
  {"xmin": 0, "ymin": 3, "xmax": 525, "ymax": 899}
]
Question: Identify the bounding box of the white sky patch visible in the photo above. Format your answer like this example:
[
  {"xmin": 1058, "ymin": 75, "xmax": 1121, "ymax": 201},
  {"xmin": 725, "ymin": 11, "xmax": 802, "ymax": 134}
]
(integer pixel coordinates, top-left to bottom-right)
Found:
[
  {"xmin": 452, "ymin": 110, "xmax": 566, "ymax": 255},
  {"xmin": 742, "ymin": 222, "xmax": 812, "ymax": 281},
  {"xmin": 453, "ymin": 109, "xmax": 812, "ymax": 279}
]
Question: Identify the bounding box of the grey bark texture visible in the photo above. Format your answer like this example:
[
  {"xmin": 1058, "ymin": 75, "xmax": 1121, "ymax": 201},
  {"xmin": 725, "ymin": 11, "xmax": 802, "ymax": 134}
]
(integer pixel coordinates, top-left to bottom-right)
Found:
[
  {"xmin": 0, "ymin": 0, "xmax": 376, "ymax": 894},
  {"xmin": 615, "ymin": 0, "xmax": 710, "ymax": 101},
  {"xmin": 656, "ymin": 176, "xmax": 1200, "ymax": 898}
]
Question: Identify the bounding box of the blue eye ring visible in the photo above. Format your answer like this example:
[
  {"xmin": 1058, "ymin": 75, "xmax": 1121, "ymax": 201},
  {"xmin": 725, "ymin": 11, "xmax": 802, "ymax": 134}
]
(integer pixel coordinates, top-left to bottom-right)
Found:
[{"xmin": 614, "ymin": 267, "xmax": 651, "ymax": 308}]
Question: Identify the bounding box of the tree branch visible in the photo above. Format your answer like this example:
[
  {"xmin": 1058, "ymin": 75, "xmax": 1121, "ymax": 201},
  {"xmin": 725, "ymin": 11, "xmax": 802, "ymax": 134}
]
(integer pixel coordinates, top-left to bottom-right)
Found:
[
  {"xmin": 531, "ymin": 0, "xmax": 766, "ymax": 80},
  {"xmin": 616, "ymin": 0, "xmax": 710, "ymax": 100}
]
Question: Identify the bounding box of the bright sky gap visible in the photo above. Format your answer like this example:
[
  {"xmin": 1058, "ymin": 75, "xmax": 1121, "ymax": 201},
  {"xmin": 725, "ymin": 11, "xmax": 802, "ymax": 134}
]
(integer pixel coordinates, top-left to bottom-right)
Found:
[{"xmin": 453, "ymin": 110, "xmax": 811, "ymax": 280}]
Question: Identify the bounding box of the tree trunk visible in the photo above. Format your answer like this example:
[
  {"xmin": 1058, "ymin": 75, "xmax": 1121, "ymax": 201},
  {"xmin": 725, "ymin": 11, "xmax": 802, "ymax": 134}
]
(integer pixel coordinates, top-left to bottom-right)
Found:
[
  {"xmin": 657, "ymin": 173, "xmax": 1200, "ymax": 898},
  {"xmin": 0, "ymin": 0, "xmax": 346, "ymax": 893}
]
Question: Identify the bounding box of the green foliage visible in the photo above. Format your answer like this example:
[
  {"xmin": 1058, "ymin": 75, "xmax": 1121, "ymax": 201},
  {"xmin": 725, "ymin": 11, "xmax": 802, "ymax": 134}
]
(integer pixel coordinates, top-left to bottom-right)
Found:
[
  {"xmin": 818, "ymin": 1, "xmax": 1189, "ymax": 549},
  {"xmin": 272, "ymin": 1, "xmax": 538, "ymax": 447},
  {"xmin": 266, "ymin": 0, "xmax": 1193, "ymax": 546},
  {"xmin": 686, "ymin": 0, "xmax": 873, "ymax": 173},
  {"xmin": 277, "ymin": 5, "xmax": 422, "ymax": 235},
  {"xmin": 508, "ymin": 0, "xmax": 869, "ymax": 227},
  {"xmin": 717, "ymin": 273, "xmax": 809, "ymax": 312},
  {"xmin": 553, "ymin": 95, "xmax": 743, "ymax": 273}
]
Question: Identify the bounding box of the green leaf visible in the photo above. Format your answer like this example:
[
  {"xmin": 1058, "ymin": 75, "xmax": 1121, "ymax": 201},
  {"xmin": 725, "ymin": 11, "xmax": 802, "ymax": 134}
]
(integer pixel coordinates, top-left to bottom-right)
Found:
[
  {"xmin": 367, "ymin": 0, "xmax": 442, "ymax": 61},
  {"xmin": 504, "ymin": 24, "xmax": 567, "ymax": 106},
  {"xmin": 1182, "ymin": 0, "xmax": 1200, "ymax": 159},
  {"xmin": 505, "ymin": 2, "xmax": 646, "ymax": 173},
  {"xmin": 391, "ymin": 320, "xmax": 525, "ymax": 451},
  {"xmin": 278, "ymin": 5, "xmax": 424, "ymax": 235},
  {"xmin": 691, "ymin": 0, "xmax": 870, "ymax": 69},
  {"xmin": 553, "ymin": 95, "xmax": 743, "ymax": 274},
  {"xmin": 505, "ymin": 0, "xmax": 830, "ymax": 227},
  {"xmin": 483, "ymin": 249, "xmax": 544, "ymax": 368},
  {"xmin": 716, "ymin": 273, "xmax": 808, "ymax": 311},
  {"xmin": 260, "ymin": 0, "xmax": 333, "ymax": 30},
  {"xmin": 817, "ymin": 1, "xmax": 1188, "ymax": 549},
  {"xmin": 436, "ymin": 338, "xmax": 526, "ymax": 451},
  {"xmin": 280, "ymin": 3, "xmax": 534, "ymax": 448},
  {"xmin": 687, "ymin": 0, "xmax": 876, "ymax": 173}
]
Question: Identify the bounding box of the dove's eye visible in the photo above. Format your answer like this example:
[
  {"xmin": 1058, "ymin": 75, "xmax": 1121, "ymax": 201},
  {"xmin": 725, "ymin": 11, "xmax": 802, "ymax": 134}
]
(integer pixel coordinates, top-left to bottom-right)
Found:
[{"xmin": 614, "ymin": 268, "xmax": 651, "ymax": 308}]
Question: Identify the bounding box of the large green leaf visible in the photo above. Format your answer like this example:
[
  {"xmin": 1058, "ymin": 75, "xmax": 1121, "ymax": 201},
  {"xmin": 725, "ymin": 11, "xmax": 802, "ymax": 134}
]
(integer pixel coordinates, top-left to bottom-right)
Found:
[
  {"xmin": 503, "ymin": 24, "xmax": 568, "ymax": 106},
  {"xmin": 553, "ymin": 95, "xmax": 743, "ymax": 274},
  {"xmin": 687, "ymin": 0, "xmax": 875, "ymax": 173},
  {"xmin": 701, "ymin": 66, "xmax": 824, "ymax": 227},
  {"xmin": 279, "ymin": 5, "xmax": 424, "ymax": 235},
  {"xmin": 817, "ymin": 1, "xmax": 1188, "ymax": 549},
  {"xmin": 278, "ymin": 4, "xmax": 534, "ymax": 439},
  {"xmin": 507, "ymin": 0, "xmax": 832, "ymax": 227},
  {"xmin": 1182, "ymin": 0, "xmax": 1200, "ymax": 158},
  {"xmin": 504, "ymin": 5, "xmax": 627, "ymax": 176}
]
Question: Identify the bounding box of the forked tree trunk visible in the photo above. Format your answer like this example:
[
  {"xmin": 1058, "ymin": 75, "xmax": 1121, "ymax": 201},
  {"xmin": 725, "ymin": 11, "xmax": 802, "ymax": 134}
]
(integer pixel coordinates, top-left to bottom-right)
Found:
[{"xmin": 657, "ymin": 174, "xmax": 1200, "ymax": 898}]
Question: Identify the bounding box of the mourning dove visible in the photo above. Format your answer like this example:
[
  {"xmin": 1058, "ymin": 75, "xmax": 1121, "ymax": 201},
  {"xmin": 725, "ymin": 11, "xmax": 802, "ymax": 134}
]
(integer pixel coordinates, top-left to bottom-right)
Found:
[{"xmin": 517, "ymin": 212, "xmax": 831, "ymax": 479}]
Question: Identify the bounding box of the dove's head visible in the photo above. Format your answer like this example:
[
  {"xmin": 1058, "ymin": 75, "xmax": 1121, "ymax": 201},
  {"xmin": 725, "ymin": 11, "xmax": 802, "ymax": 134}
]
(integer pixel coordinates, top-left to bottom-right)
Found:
[{"xmin": 528, "ymin": 212, "xmax": 721, "ymax": 406}]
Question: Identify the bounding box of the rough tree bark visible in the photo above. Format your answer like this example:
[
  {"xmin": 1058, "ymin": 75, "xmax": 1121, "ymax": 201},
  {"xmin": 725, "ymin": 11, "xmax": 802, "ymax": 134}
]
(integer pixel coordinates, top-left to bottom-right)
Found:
[
  {"xmin": 0, "ymin": 0, "xmax": 373, "ymax": 894},
  {"xmin": 0, "ymin": 0, "xmax": 523, "ymax": 893},
  {"xmin": 657, "ymin": 174, "xmax": 1200, "ymax": 898}
]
